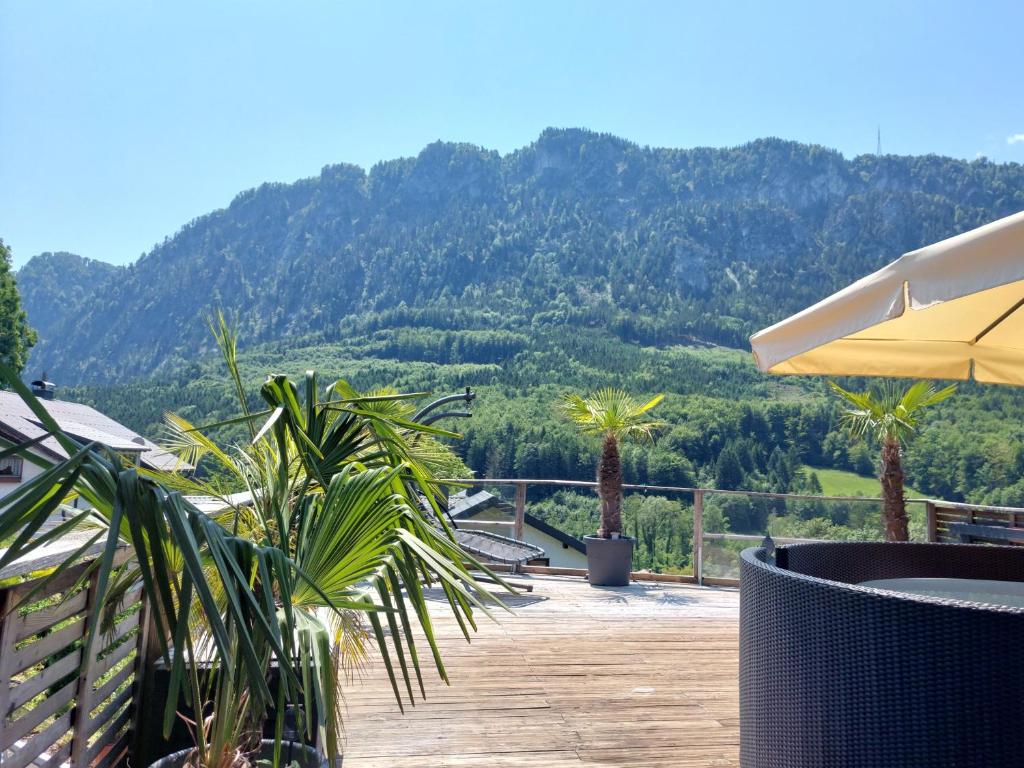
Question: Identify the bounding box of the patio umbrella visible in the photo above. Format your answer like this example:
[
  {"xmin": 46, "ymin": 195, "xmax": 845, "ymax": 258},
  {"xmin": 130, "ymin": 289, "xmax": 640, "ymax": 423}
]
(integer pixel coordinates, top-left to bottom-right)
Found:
[{"xmin": 750, "ymin": 210, "xmax": 1024, "ymax": 384}]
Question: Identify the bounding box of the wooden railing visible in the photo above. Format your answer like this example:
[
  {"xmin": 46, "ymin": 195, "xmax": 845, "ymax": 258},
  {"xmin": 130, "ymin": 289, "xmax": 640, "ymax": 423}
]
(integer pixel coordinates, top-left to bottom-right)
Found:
[
  {"xmin": 444, "ymin": 478, "xmax": 934, "ymax": 585},
  {"xmin": 0, "ymin": 546, "xmax": 147, "ymax": 768},
  {"xmin": 924, "ymin": 499, "xmax": 1024, "ymax": 543}
]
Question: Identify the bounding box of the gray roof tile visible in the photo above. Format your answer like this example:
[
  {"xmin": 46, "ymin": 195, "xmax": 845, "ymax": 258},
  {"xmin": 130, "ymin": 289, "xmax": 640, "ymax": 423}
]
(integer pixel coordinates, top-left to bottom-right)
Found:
[{"xmin": 0, "ymin": 391, "xmax": 191, "ymax": 472}]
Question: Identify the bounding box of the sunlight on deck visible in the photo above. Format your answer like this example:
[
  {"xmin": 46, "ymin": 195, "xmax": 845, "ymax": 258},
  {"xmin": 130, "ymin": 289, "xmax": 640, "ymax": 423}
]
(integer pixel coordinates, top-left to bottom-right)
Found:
[{"xmin": 340, "ymin": 575, "xmax": 740, "ymax": 767}]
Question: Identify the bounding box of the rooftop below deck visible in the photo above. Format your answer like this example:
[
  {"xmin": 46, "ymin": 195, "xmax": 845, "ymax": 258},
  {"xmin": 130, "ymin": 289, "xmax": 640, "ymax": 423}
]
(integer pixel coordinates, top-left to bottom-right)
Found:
[{"xmin": 340, "ymin": 574, "xmax": 740, "ymax": 767}]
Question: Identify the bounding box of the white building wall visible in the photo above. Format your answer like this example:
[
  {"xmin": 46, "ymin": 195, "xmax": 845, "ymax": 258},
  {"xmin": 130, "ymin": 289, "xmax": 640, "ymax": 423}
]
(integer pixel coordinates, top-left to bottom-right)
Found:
[
  {"xmin": 456, "ymin": 507, "xmax": 588, "ymax": 569},
  {"xmin": 0, "ymin": 448, "xmax": 49, "ymax": 501},
  {"xmin": 518, "ymin": 525, "xmax": 588, "ymax": 569}
]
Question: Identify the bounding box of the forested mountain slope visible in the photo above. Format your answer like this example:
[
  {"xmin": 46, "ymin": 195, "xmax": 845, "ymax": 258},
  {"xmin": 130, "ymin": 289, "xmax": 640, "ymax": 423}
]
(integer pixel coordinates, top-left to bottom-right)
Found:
[
  {"xmin": 20, "ymin": 129, "xmax": 1024, "ymax": 384},
  {"xmin": 18, "ymin": 252, "xmax": 122, "ymax": 353}
]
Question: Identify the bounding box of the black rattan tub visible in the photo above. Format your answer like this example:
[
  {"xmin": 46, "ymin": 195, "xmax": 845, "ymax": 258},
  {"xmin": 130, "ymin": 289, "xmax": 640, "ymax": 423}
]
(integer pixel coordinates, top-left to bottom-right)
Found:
[{"xmin": 740, "ymin": 541, "xmax": 1024, "ymax": 768}]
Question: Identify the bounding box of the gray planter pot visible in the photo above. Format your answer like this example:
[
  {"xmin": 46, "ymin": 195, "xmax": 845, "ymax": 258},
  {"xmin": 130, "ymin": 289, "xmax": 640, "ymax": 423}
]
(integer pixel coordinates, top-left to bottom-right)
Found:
[
  {"xmin": 149, "ymin": 740, "xmax": 327, "ymax": 768},
  {"xmin": 584, "ymin": 535, "xmax": 634, "ymax": 586}
]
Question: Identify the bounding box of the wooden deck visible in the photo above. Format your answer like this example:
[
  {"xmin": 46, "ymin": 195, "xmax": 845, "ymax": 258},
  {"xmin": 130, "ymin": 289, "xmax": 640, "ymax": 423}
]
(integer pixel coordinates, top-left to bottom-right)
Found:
[{"xmin": 340, "ymin": 575, "xmax": 740, "ymax": 767}]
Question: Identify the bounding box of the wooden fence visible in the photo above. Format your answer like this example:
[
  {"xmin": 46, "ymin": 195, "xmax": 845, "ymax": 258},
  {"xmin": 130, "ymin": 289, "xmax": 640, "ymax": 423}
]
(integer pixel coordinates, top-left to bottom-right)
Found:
[
  {"xmin": 925, "ymin": 499, "xmax": 1024, "ymax": 543},
  {"xmin": 0, "ymin": 548, "xmax": 146, "ymax": 768}
]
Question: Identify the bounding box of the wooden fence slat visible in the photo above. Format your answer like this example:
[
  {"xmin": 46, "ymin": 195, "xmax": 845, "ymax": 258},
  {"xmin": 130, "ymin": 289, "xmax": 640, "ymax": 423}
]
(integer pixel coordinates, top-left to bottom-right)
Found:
[
  {"xmin": 32, "ymin": 737, "xmax": 71, "ymax": 768},
  {"xmin": 85, "ymin": 703, "xmax": 131, "ymax": 764},
  {"xmin": 9, "ymin": 649, "xmax": 82, "ymax": 712},
  {"xmin": 89, "ymin": 687, "xmax": 132, "ymax": 731},
  {"xmin": 6, "ymin": 711, "xmax": 72, "ymax": 768},
  {"xmin": 92, "ymin": 735, "xmax": 128, "ymax": 768},
  {"xmin": 69, "ymin": 569, "xmax": 102, "ymax": 768},
  {"xmin": 8, "ymin": 618, "xmax": 85, "ymax": 677},
  {"xmin": 2, "ymin": 679, "xmax": 77, "ymax": 750},
  {"xmin": 925, "ymin": 501, "xmax": 937, "ymax": 542},
  {"xmin": 89, "ymin": 663, "xmax": 134, "ymax": 714},
  {"xmin": 89, "ymin": 641, "xmax": 135, "ymax": 683},
  {"xmin": 13, "ymin": 591, "xmax": 89, "ymax": 644},
  {"xmin": 112, "ymin": 588, "xmax": 142, "ymax": 613},
  {"xmin": 95, "ymin": 614, "xmax": 140, "ymax": 657},
  {"xmin": 0, "ymin": 589, "xmax": 16, "ymax": 762},
  {"xmin": 10, "ymin": 563, "xmax": 93, "ymax": 603}
]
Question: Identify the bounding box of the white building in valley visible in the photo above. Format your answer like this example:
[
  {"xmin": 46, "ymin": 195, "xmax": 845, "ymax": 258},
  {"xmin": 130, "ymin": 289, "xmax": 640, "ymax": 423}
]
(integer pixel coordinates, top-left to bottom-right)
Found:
[{"xmin": 447, "ymin": 489, "xmax": 588, "ymax": 569}]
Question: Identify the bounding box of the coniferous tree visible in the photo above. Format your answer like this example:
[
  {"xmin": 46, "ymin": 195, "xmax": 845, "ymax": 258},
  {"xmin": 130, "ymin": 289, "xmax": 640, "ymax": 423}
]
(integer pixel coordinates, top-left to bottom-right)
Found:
[
  {"xmin": 715, "ymin": 446, "xmax": 744, "ymax": 491},
  {"xmin": 0, "ymin": 240, "xmax": 36, "ymax": 374}
]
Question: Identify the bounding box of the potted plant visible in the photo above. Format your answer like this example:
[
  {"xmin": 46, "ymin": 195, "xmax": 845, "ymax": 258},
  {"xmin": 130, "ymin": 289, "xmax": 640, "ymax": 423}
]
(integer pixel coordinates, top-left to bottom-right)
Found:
[
  {"xmin": 561, "ymin": 388, "xmax": 664, "ymax": 586},
  {"xmin": 0, "ymin": 318, "xmax": 503, "ymax": 768},
  {"xmin": 829, "ymin": 380, "xmax": 955, "ymax": 541}
]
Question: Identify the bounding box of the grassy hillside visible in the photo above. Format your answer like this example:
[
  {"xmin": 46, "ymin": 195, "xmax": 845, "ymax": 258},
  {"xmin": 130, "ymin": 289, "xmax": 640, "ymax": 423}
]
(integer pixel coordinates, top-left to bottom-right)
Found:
[{"xmin": 804, "ymin": 466, "xmax": 922, "ymax": 499}]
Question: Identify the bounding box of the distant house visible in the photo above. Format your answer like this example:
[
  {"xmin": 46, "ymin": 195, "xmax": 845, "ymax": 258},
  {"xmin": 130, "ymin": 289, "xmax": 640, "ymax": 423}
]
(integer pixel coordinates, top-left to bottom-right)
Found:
[
  {"xmin": 0, "ymin": 378, "xmax": 191, "ymax": 500},
  {"xmin": 447, "ymin": 489, "xmax": 588, "ymax": 569}
]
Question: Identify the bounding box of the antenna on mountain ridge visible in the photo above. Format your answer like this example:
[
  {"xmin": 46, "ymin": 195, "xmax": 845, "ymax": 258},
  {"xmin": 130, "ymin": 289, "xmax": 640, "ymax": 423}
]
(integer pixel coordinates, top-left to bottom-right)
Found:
[{"xmin": 876, "ymin": 126, "xmax": 882, "ymax": 157}]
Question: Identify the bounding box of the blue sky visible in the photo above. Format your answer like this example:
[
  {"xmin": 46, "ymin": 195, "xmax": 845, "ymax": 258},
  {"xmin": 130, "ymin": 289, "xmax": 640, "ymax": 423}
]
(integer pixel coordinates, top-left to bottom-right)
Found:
[{"xmin": 2, "ymin": 1, "xmax": 1023, "ymax": 267}]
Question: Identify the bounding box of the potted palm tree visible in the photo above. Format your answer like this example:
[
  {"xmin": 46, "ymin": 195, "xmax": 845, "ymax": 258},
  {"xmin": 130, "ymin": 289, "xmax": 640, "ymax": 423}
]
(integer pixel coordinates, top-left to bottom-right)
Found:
[
  {"xmin": 830, "ymin": 380, "xmax": 955, "ymax": 541},
  {"xmin": 561, "ymin": 389, "xmax": 664, "ymax": 586},
  {"xmin": 0, "ymin": 317, "xmax": 504, "ymax": 768}
]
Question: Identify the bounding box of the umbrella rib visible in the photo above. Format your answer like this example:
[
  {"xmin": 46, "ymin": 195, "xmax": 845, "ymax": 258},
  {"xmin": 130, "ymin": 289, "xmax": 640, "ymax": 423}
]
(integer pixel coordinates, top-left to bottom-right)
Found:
[{"xmin": 972, "ymin": 296, "xmax": 1024, "ymax": 344}]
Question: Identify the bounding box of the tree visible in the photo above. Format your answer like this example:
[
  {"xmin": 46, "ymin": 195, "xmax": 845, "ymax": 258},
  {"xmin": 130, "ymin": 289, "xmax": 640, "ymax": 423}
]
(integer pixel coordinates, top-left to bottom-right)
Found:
[
  {"xmin": 715, "ymin": 445, "xmax": 744, "ymax": 491},
  {"xmin": 849, "ymin": 441, "xmax": 875, "ymax": 476},
  {"xmin": 0, "ymin": 240, "xmax": 36, "ymax": 373},
  {"xmin": 0, "ymin": 319, "xmax": 500, "ymax": 767},
  {"xmin": 647, "ymin": 447, "xmax": 695, "ymax": 487},
  {"xmin": 560, "ymin": 388, "xmax": 665, "ymax": 537},
  {"xmin": 830, "ymin": 380, "xmax": 956, "ymax": 541}
]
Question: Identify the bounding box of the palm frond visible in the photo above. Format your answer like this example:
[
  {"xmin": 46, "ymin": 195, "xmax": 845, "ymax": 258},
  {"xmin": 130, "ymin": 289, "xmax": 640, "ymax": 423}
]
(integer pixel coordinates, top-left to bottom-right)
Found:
[
  {"xmin": 559, "ymin": 388, "xmax": 666, "ymax": 440},
  {"xmin": 829, "ymin": 379, "xmax": 956, "ymax": 445}
]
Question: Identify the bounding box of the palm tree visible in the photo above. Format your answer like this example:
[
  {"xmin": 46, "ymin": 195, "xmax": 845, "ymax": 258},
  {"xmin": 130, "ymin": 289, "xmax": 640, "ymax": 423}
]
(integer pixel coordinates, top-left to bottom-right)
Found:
[
  {"xmin": 830, "ymin": 380, "xmax": 956, "ymax": 541},
  {"xmin": 561, "ymin": 389, "xmax": 665, "ymax": 537},
  {"xmin": 0, "ymin": 316, "xmax": 503, "ymax": 768}
]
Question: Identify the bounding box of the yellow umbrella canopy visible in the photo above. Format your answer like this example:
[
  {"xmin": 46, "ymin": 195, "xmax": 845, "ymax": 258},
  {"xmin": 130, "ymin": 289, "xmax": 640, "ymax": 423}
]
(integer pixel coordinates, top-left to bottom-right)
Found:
[{"xmin": 750, "ymin": 210, "xmax": 1024, "ymax": 384}]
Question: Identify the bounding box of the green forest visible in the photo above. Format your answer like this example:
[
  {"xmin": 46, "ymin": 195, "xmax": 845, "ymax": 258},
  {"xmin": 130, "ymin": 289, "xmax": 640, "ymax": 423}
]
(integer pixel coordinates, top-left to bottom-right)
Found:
[
  {"xmin": 18, "ymin": 129, "xmax": 1024, "ymax": 383},
  {"xmin": 57, "ymin": 324, "xmax": 1024, "ymax": 575},
  {"xmin": 12, "ymin": 130, "xmax": 1024, "ymax": 575}
]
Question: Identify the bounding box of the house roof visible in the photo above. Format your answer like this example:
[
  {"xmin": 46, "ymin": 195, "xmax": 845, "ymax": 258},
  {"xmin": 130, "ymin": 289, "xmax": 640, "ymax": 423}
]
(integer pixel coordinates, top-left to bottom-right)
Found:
[
  {"xmin": 0, "ymin": 391, "xmax": 191, "ymax": 473},
  {"xmin": 447, "ymin": 489, "xmax": 587, "ymax": 555},
  {"xmin": 185, "ymin": 491, "xmax": 254, "ymax": 514}
]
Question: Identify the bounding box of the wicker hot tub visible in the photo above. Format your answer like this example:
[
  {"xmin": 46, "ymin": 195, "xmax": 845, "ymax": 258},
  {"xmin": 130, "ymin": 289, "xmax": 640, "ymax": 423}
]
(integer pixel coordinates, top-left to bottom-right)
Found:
[{"xmin": 740, "ymin": 541, "xmax": 1024, "ymax": 768}]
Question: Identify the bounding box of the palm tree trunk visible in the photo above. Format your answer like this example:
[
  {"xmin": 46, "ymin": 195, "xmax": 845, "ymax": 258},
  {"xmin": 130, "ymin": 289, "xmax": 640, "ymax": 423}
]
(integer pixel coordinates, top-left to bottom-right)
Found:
[
  {"xmin": 880, "ymin": 438, "xmax": 908, "ymax": 541},
  {"xmin": 597, "ymin": 434, "xmax": 623, "ymax": 536}
]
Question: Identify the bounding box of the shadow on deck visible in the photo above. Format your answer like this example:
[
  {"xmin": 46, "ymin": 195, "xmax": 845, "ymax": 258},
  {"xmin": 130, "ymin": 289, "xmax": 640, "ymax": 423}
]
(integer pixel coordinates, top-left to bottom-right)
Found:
[{"xmin": 340, "ymin": 574, "xmax": 740, "ymax": 767}]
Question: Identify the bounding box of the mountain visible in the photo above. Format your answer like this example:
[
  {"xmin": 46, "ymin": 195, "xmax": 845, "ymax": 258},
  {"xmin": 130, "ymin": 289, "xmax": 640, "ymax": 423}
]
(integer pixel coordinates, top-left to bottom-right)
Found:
[
  {"xmin": 19, "ymin": 128, "xmax": 1024, "ymax": 384},
  {"xmin": 18, "ymin": 252, "xmax": 123, "ymax": 361}
]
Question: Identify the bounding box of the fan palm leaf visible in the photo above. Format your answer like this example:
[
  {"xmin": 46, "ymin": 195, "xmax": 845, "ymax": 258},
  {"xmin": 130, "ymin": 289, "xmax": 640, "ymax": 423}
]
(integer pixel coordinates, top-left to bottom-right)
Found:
[{"xmin": 0, "ymin": 324, "xmax": 507, "ymax": 767}]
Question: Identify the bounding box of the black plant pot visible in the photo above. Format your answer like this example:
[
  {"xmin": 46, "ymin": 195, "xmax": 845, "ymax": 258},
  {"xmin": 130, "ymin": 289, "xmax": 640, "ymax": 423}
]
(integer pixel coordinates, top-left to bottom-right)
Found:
[
  {"xmin": 584, "ymin": 535, "xmax": 634, "ymax": 586},
  {"xmin": 136, "ymin": 661, "xmax": 321, "ymax": 767},
  {"xmin": 148, "ymin": 739, "xmax": 327, "ymax": 768}
]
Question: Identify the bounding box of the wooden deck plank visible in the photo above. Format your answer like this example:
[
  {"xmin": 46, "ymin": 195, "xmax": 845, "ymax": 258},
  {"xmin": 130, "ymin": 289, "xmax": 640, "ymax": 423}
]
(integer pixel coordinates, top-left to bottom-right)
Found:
[{"xmin": 340, "ymin": 575, "xmax": 739, "ymax": 767}]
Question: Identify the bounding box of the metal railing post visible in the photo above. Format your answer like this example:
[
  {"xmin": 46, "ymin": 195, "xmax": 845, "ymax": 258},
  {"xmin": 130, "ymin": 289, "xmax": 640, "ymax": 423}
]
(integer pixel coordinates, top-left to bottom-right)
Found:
[{"xmin": 693, "ymin": 489, "xmax": 704, "ymax": 586}]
